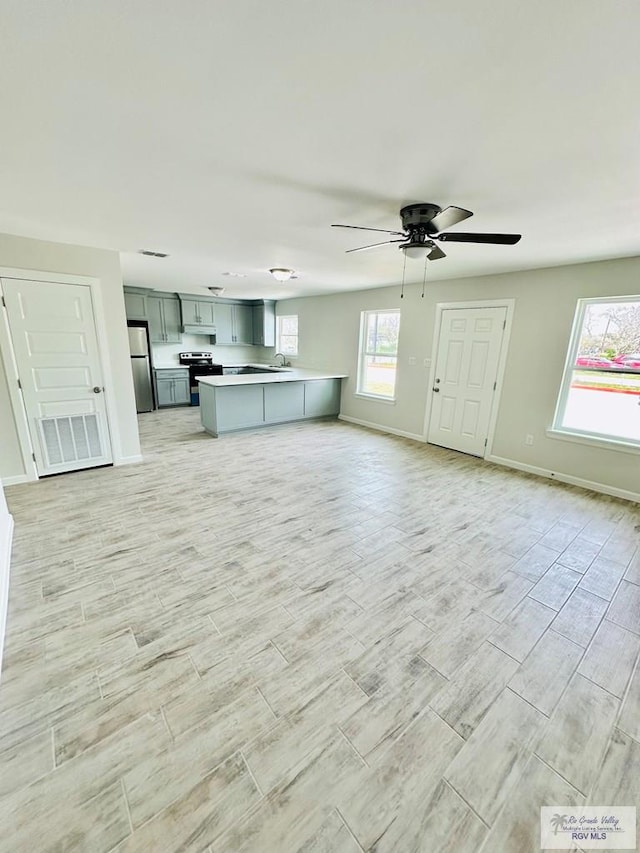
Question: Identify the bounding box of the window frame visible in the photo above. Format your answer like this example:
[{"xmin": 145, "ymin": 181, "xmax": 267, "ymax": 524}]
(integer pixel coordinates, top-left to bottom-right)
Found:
[
  {"xmin": 550, "ymin": 294, "xmax": 640, "ymax": 452},
  {"xmin": 356, "ymin": 308, "xmax": 401, "ymax": 402},
  {"xmin": 276, "ymin": 314, "xmax": 299, "ymax": 358}
]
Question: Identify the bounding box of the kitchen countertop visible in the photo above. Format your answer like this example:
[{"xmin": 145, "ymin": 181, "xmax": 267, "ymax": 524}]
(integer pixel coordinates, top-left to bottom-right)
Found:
[{"xmin": 196, "ymin": 366, "xmax": 347, "ymax": 387}]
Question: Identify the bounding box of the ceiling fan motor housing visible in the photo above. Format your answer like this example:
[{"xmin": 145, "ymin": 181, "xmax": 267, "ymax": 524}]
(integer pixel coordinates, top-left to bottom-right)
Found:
[{"xmin": 400, "ymin": 203, "xmax": 442, "ymax": 236}]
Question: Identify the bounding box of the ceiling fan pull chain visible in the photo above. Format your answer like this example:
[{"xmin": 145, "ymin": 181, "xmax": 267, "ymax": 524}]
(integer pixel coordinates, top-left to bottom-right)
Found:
[
  {"xmin": 400, "ymin": 250, "xmax": 407, "ymax": 299},
  {"xmin": 422, "ymin": 253, "xmax": 428, "ymax": 298}
]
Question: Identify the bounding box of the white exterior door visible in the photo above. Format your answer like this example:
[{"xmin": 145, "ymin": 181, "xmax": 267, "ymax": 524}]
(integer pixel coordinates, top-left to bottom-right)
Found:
[
  {"xmin": 1, "ymin": 278, "xmax": 113, "ymax": 476},
  {"xmin": 427, "ymin": 306, "xmax": 506, "ymax": 457}
]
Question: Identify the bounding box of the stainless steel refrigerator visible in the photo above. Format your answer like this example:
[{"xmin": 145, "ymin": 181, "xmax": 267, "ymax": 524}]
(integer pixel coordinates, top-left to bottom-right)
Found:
[{"xmin": 128, "ymin": 324, "xmax": 154, "ymax": 412}]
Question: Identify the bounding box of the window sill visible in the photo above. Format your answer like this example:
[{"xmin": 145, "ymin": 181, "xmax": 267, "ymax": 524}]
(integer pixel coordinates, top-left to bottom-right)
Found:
[
  {"xmin": 355, "ymin": 392, "xmax": 396, "ymax": 405},
  {"xmin": 546, "ymin": 427, "xmax": 640, "ymax": 455}
]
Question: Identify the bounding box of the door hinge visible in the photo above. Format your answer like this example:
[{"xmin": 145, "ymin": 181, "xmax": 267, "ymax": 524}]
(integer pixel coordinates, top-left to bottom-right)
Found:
[
  {"xmin": 17, "ymin": 378, "xmax": 22, "ymax": 390},
  {"xmin": 32, "ymin": 453, "xmax": 36, "ymax": 462},
  {"xmin": 484, "ymin": 438, "xmax": 488, "ymax": 447},
  {"xmin": 1, "ymin": 296, "xmax": 5, "ymax": 308},
  {"xmin": 503, "ymin": 320, "xmax": 506, "ymax": 329},
  {"xmin": 493, "ymin": 381, "xmax": 497, "ymax": 390}
]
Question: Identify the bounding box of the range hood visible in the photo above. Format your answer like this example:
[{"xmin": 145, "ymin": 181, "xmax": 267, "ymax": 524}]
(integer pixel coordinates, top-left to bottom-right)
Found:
[{"xmin": 182, "ymin": 323, "xmax": 217, "ymax": 334}]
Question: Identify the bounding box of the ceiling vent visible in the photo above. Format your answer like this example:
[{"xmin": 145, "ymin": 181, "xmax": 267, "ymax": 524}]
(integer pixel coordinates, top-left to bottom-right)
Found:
[{"xmin": 138, "ymin": 249, "xmax": 169, "ymax": 258}]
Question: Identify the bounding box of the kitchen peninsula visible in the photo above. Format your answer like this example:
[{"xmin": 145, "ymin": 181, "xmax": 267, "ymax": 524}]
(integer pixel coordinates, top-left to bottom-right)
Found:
[{"xmin": 197, "ymin": 367, "xmax": 347, "ymax": 436}]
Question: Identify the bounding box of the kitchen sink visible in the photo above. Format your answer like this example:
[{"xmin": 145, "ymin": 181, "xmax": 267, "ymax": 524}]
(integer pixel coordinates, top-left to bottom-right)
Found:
[{"xmin": 222, "ymin": 366, "xmax": 286, "ymax": 375}]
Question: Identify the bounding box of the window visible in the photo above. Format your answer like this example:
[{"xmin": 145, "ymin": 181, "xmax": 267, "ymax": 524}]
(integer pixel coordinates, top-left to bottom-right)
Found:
[
  {"xmin": 553, "ymin": 296, "xmax": 640, "ymax": 447},
  {"xmin": 276, "ymin": 315, "xmax": 298, "ymax": 357},
  {"xmin": 357, "ymin": 309, "xmax": 401, "ymax": 400}
]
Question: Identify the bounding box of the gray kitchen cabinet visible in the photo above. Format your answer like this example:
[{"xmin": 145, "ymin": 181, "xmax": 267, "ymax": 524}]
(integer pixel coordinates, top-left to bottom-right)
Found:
[
  {"xmin": 264, "ymin": 382, "xmax": 304, "ymax": 421},
  {"xmin": 252, "ymin": 300, "xmax": 276, "ymax": 346},
  {"xmin": 199, "ymin": 377, "xmax": 343, "ymax": 436},
  {"xmin": 181, "ymin": 298, "xmax": 217, "ymax": 331},
  {"xmin": 148, "ymin": 295, "xmax": 182, "ymax": 343},
  {"xmin": 233, "ymin": 304, "xmax": 254, "ymax": 344},
  {"xmin": 154, "ymin": 369, "xmax": 190, "ymax": 407},
  {"xmin": 124, "ymin": 289, "xmax": 148, "ymax": 320},
  {"xmin": 213, "ymin": 303, "xmax": 252, "ymax": 344},
  {"xmin": 213, "ymin": 303, "xmax": 234, "ymax": 343},
  {"xmin": 304, "ymin": 379, "xmax": 342, "ymax": 417}
]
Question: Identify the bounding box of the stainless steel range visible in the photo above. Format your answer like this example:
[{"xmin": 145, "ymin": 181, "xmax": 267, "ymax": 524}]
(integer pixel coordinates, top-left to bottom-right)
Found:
[{"xmin": 178, "ymin": 352, "xmax": 223, "ymax": 405}]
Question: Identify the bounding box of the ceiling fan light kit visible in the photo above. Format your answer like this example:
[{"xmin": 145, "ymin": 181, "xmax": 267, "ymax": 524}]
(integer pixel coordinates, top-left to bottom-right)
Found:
[
  {"xmin": 332, "ymin": 202, "xmax": 522, "ymax": 259},
  {"xmin": 402, "ymin": 242, "xmax": 430, "ymax": 259}
]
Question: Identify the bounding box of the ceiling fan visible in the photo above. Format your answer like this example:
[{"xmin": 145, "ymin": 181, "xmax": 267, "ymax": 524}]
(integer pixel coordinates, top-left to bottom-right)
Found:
[{"xmin": 332, "ymin": 203, "xmax": 521, "ymax": 260}]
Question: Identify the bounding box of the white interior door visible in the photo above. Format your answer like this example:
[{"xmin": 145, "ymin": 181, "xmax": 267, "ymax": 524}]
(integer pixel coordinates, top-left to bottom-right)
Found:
[
  {"xmin": 1, "ymin": 278, "xmax": 113, "ymax": 476},
  {"xmin": 427, "ymin": 306, "xmax": 507, "ymax": 457}
]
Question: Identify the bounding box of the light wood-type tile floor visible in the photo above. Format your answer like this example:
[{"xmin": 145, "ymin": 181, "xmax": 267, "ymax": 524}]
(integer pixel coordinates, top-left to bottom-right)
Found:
[{"xmin": 1, "ymin": 409, "xmax": 639, "ymax": 852}]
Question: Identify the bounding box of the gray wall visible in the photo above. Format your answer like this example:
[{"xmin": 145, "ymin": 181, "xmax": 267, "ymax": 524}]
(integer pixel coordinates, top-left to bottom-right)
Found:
[
  {"xmin": 277, "ymin": 255, "xmax": 640, "ymax": 496},
  {"xmin": 0, "ymin": 232, "xmax": 140, "ymax": 481}
]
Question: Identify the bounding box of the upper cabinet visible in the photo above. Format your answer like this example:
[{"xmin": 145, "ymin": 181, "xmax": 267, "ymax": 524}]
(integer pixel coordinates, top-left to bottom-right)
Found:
[
  {"xmin": 214, "ymin": 303, "xmax": 253, "ymax": 345},
  {"xmin": 234, "ymin": 304, "xmax": 254, "ymax": 345},
  {"xmin": 252, "ymin": 300, "xmax": 276, "ymax": 347},
  {"xmin": 147, "ymin": 294, "xmax": 182, "ymax": 343},
  {"xmin": 124, "ymin": 288, "xmax": 182, "ymax": 343},
  {"xmin": 127, "ymin": 291, "xmax": 276, "ymax": 348},
  {"xmin": 123, "ymin": 288, "xmax": 148, "ymax": 321},
  {"xmin": 181, "ymin": 298, "xmax": 217, "ymax": 333}
]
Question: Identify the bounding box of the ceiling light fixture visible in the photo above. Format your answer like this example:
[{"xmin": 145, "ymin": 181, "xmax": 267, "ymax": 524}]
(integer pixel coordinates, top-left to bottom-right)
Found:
[
  {"xmin": 269, "ymin": 268, "xmax": 295, "ymax": 282},
  {"xmin": 207, "ymin": 286, "xmax": 225, "ymax": 295}
]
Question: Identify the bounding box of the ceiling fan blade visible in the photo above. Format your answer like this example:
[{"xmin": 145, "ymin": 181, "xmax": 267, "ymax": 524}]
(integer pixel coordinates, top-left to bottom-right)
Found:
[
  {"xmin": 427, "ymin": 244, "xmax": 446, "ymax": 260},
  {"xmin": 438, "ymin": 232, "xmax": 522, "ymax": 245},
  {"xmin": 346, "ymin": 239, "xmax": 406, "ymax": 253},
  {"xmin": 430, "ymin": 206, "xmax": 473, "ymax": 233},
  {"xmin": 332, "ymin": 224, "xmax": 406, "ymax": 236}
]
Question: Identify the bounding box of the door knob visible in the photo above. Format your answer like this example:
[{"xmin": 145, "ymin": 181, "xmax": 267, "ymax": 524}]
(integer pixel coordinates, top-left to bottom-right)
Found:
[
  {"xmin": 92, "ymin": 386, "xmax": 103, "ymax": 394},
  {"xmin": 432, "ymin": 387, "xmax": 440, "ymax": 392}
]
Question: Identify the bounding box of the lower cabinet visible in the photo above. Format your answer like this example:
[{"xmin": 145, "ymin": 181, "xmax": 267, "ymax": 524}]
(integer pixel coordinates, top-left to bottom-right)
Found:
[
  {"xmin": 264, "ymin": 383, "xmax": 304, "ymax": 422},
  {"xmin": 154, "ymin": 369, "xmax": 190, "ymax": 407},
  {"xmin": 303, "ymin": 379, "xmax": 342, "ymax": 417},
  {"xmin": 200, "ymin": 379, "xmax": 342, "ymax": 436}
]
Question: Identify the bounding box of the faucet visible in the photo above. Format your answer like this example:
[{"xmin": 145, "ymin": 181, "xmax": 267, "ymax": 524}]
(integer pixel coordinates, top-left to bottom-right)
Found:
[{"xmin": 274, "ymin": 352, "xmax": 288, "ymax": 367}]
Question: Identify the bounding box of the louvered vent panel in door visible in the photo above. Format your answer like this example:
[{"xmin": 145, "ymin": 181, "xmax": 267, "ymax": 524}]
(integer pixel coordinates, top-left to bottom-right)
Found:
[{"xmin": 39, "ymin": 415, "xmax": 103, "ymax": 466}]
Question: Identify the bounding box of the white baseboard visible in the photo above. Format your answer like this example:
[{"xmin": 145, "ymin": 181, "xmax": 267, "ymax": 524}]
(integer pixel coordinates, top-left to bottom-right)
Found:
[
  {"xmin": 1, "ymin": 474, "xmax": 31, "ymax": 486},
  {"xmin": 114, "ymin": 454, "xmax": 144, "ymax": 466},
  {"xmin": 0, "ymin": 512, "xmax": 14, "ymax": 681},
  {"xmin": 486, "ymin": 454, "xmax": 640, "ymax": 505},
  {"xmin": 338, "ymin": 414, "xmax": 425, "ymax": 443}
]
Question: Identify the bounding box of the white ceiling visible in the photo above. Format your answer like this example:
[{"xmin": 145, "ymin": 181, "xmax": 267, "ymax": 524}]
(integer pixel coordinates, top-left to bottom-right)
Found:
[{"xmin": 1, "ymin": 1, "xmax": 639, "ymax": 299}]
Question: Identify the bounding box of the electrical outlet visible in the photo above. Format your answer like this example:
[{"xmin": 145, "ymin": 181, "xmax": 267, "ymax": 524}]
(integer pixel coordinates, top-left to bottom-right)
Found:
[
  {"xmin": 408, "ymin": 356, "xmax": 417, "ymax": 366},
  {"xmin": 525, "ymin": 434, "xmax": 534, "ymax": 446}
]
